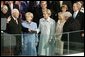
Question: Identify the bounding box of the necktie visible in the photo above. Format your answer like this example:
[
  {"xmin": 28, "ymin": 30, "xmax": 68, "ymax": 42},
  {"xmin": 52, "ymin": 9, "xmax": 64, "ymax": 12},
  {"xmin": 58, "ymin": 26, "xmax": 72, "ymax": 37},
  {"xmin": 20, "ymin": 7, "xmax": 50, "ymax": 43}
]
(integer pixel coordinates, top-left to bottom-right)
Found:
[{"xmin": 73, "ymin": 12, "xmax": 76, "ymax": 19}]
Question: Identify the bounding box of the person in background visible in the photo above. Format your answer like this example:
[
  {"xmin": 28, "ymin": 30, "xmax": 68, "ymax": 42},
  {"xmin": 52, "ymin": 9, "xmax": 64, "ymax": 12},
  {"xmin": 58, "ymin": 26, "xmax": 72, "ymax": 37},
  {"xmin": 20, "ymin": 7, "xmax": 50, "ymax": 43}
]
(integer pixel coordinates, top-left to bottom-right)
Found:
[
  {"xmin": 15, "ymin": 1, "xmax": 28, "ymax": 21},
  {"xmin": 72, "ymin": 3, "xmax": 84, "ymax": 30},
  {"xmin": 38, "ymin": 9, "xmax": 55, "ymax": 56},
  {"xmin": 26, "ymin": 1, "xmax": 44, "ymax": 26},
  {"xmin": 57, "ymin": 4, "xmax": 72, "ymax": 22},
  {"xmin": 58, "ymin": 4, "xmax": 68, "ymax": 14},
  {"xmin": 1, "ymin": 5, "xmax": 10, "ymax": 18},
  {"xmin": 51, "ymin": 1, "xmax": 72, "ymax": 22},
  {"xmin": 21, "ymin": 12, "xmax": 38, "ymax": 56},
  {"xmin": 5, "ymin": 1, "xmax": 14, "ymax": 14}
]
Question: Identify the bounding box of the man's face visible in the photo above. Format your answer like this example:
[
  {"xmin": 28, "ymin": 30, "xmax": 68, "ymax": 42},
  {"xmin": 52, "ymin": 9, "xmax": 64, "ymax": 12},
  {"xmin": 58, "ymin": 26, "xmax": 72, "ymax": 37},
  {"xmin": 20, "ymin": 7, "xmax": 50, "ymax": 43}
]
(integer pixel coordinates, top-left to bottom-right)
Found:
[
  {"xmin": 41, "ymin": 1, "xmax": 47, "ymax": 9},
  {"xmin": 13, "ymin": 11, "xmax": 19, "ymax": 19},
  {"xmin": 73, "ymin": 4, "xmax": 78, "ymax": 12}
]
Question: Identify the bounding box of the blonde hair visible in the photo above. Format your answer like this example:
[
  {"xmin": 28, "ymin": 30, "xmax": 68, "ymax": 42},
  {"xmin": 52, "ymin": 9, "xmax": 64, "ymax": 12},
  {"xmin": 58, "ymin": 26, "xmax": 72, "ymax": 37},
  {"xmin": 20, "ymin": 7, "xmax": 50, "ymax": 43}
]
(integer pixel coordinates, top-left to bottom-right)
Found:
[
  {"xmin": 1, "ymin": 5, "xmax": 8, "ymax": 11},
  {"xmin": 61, "ymin": 4, "xmax": 68, "ymax": 10},
  {"xmin": 43, "ymin": 9, "xmax": 51, "ymax": 16},
  {"xmin": 25, "ymin": 12, "xmax": 33, "ymax": 18}
]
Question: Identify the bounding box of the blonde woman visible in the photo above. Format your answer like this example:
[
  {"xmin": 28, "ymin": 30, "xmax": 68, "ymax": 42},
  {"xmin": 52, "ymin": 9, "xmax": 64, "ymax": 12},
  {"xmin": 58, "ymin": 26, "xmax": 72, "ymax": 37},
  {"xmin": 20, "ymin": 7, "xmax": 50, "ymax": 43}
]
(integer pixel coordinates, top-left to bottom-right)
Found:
[
  {"xmin": 38, "ymin": 9, "xmax": 56, "ymax": 56},
  {"xmin": 21, "ymin": 12, "xmax": 38, "ymax": 56}
]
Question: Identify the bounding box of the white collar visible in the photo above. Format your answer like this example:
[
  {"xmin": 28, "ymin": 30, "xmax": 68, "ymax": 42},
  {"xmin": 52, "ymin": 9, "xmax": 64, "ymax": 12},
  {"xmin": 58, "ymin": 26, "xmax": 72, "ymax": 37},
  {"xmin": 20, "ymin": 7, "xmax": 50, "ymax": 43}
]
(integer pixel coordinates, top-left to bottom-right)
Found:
[
  {"xmin": 74, "ymin": 10, "xmax": 79, "ymax": 14},
  {"xmin": 12, "ymin": 16, "xmax": 17, "ymax": 21},
  {"xmin": 26, "ymin": 21, "xmax": 32, "ymax": 24}
]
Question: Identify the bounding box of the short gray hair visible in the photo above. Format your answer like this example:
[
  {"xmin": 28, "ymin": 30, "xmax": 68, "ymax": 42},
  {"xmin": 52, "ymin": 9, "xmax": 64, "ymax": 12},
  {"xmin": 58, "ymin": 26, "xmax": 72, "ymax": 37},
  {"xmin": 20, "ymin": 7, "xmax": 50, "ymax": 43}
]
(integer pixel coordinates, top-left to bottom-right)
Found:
[{"xmin": 12, "ymin": 9, "xmax": 19, "ymax": 14}]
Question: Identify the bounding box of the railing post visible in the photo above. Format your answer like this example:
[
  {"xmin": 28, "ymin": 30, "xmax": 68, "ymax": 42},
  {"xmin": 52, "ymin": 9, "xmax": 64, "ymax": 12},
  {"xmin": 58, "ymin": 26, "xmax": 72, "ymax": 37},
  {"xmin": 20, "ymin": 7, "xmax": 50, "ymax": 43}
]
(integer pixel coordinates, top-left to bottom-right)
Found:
[
  {"xmin": 9, "ymin": 34, "xmax": 11, "ymax": 56},
  {"xmin": 67, "ymin": 33, "xmax": 69, "ymax": 55}
]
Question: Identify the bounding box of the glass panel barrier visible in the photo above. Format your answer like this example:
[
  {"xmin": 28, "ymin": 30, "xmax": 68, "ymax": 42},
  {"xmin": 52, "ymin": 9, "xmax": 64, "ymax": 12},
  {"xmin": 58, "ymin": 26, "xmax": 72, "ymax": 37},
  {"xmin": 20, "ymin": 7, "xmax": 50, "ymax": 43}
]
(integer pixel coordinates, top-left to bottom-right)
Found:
[{"xmin": 1, "ymin": 30, "xmax": 84, "ymax": 56}]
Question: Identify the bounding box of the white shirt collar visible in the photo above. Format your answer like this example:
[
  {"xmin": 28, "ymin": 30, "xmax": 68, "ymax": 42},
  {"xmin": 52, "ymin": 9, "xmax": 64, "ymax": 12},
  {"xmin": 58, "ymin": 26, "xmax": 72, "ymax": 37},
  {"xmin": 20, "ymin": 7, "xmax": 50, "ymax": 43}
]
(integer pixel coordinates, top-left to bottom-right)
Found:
[
  {"xmin": 12, "ymin": 16, "xmax": 17, "ymax": 21},
  {"xmin": 74, "ymin": 10, "xmax": 79, "ymax": 14}
]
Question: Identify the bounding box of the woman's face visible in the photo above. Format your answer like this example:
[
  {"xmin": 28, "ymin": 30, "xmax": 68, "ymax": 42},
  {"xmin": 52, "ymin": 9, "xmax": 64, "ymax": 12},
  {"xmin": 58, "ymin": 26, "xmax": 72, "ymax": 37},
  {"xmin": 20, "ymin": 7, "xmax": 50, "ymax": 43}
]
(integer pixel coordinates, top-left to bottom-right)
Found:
[
  {"xmin": 43, "ymin": 12, "xmax": 49, "ymax": 19},
  {"xmin": 61, "ymin": 7, "xmax": 67, "ymax": 12},
  {"xmin": 2, "ymin": 9, "xmax": 8, "ymax": 14},
  {"xmin": 25, "ymin": 15, "xmax": 33, "ymax": 22},
  {"xmin": 1, "ymin": 5, "xmax": 8, "ymax": 14}
]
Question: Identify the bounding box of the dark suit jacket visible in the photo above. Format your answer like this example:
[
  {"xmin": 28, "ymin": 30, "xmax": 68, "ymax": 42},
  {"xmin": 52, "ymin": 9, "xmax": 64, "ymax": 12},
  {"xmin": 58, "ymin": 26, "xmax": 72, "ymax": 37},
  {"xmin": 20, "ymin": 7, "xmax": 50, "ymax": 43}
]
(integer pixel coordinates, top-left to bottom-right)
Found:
[
  {"xmin": 61, "ymin": 17, "xmax": 81, "ymax": 42},
  {"xmin": 72, "ymin": 11, "xmax": 84, "ymax": 30},
  {"xmin": 6, "ymin": 16, "xmax": 22, "ymax": 34}
]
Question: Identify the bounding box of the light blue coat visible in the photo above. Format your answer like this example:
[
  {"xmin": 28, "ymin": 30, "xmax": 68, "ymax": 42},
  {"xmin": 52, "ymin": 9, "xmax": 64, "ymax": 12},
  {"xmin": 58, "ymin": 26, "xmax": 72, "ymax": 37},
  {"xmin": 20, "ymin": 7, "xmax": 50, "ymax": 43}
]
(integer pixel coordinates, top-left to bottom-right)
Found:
[
  {"xmin": 38, "ymin": 17, "xmax": 56, "ymax": 56},
  {"xmin": 21, "ymin": 21, "xmax": 38, "ymax": 56}
]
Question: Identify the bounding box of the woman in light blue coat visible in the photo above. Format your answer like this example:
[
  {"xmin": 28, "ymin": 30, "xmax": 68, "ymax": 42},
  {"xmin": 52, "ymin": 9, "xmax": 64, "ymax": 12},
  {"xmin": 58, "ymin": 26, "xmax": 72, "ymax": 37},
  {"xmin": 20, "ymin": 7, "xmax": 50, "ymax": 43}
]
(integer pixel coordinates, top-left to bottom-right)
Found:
[
  {"xmin": 38, "ymin": 9, "xmax": 56, "ymax": 56},
  {"xmin": 21, "ymin": 12, "xmax": 38, "ymax": 56}
]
